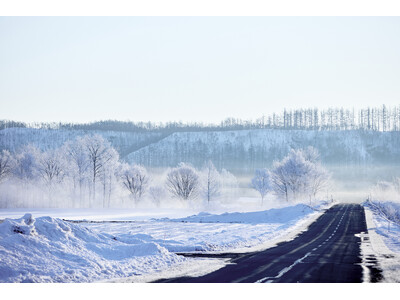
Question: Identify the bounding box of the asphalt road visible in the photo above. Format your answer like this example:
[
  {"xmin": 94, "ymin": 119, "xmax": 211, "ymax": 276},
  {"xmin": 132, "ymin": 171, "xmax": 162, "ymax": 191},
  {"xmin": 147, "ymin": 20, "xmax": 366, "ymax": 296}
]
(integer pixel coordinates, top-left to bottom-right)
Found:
[{"xmin": 155, "ymin": 204, "xmax": 369, "ymax": 283}]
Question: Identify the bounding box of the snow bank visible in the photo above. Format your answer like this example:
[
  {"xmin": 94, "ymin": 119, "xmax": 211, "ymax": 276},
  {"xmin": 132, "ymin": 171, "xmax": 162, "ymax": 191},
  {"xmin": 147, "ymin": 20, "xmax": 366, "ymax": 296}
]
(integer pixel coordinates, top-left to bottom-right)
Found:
[
  {"xmin": 0, "ymin": 214, "xmax": 185, "ymax": 283},
  {"xmin": 362, "ymin": 202, "xmax": 400, "ymax": 282},
  {"xmin": 87, "ymin": 204, "xmax": 321, "ymax": 254},
  {"xmin": 168, "ymin": 204, "xmax": 314, "ymax": 224},
  {"xmin": 0, "ymin": 204, "xmax": 325, "ymax": 282}
]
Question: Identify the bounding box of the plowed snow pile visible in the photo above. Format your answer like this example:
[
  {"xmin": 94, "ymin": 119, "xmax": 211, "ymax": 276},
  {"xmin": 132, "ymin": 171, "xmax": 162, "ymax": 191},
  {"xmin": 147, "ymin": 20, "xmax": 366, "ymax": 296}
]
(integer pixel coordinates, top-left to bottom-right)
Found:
[{"xmin": 0, "ymin": 214, "xmax": 185, "ymax": 283}]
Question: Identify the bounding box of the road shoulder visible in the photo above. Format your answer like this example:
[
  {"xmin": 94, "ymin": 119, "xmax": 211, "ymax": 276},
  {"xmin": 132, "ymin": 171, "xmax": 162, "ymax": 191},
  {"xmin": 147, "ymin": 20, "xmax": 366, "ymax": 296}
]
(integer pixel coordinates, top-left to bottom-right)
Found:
[{"xmin": 363, "ymin": 207, "xmax": 400, "ymax": 282}]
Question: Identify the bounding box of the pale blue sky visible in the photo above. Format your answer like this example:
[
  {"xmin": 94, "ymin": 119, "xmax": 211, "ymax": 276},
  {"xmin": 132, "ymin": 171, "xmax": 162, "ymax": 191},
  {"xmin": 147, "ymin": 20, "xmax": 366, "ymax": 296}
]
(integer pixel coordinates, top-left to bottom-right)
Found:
[{"xmin": 1, "ymin": 17, "xmax": 399, "ymax": 124}]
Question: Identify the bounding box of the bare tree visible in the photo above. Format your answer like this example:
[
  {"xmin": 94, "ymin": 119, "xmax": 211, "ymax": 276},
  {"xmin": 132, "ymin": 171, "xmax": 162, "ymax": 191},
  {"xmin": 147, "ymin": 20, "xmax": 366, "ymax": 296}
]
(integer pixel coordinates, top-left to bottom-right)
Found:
[
  {"xmin": 251, "ymin": 168, "xmax": 270, "ymax": 205},
  {"xmin": 200, "ymin": 160, "xmax": 221, "ymax": 204},
  {"xmin": 37, "ymin": 149, "xmax": 66, "ymax": 206},
  {"xmin": 12, "ymin": 145, "xmax": 41, "ymax": 207},
  {"xmin": 64, "ymin": 138, "xmax": 90, "ymax": 207},
  {"xmin": 308, "ymin": 163, "xmax": 330, "ymax": 200},
  {"xmin": 120, "ymin": 164, "xmax": 149, "ymax": 203},
  {"xmin": 0, "ymin": 150, "xmax": 13, "ymax": 183},
  {"xmin": 37, "ymin": 150, "xmax": 65, "ymax": 186},
  {"xmin": 99, "ymin": 147, "xmax": 120, "ymax": 208},
  {"xmin": 83, "ymin": 135, "xmax": 114, "ymax": 206},
  {"xmin": 269, "ymin": 161, "xmax": 290, "ymax": 202},
  {"xmin": 166, "ymin": 163, "xmax": 199, "ymax": 201}
]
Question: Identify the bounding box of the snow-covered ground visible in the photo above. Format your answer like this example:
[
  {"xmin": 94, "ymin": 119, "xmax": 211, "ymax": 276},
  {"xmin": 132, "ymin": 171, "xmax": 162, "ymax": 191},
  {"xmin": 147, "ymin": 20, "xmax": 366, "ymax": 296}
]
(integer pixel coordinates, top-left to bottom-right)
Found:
[
  {"xmin": 86, "ymin": 204, "xmax": 319, "ymax": 254},
  {"xmin": 363, "ymin": 203, "xmax": 400, "ymax": 282},
  {"xmin": 0, "ymin": 202, "xmax": 328, "ymax": 283},
  {"xmin": 0, "ymin": 213, "xmax": 185, "ymax": 283},
  {"xmin": 0, "ymin": 208, "xmax": 198, "ymax": 222}
]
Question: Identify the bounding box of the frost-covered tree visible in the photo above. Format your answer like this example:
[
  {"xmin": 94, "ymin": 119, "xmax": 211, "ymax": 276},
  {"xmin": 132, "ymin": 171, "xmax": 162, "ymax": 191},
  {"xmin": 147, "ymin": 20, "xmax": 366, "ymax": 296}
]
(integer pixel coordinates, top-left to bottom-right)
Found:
[
  {"xmin": 37, "ymin": 149, "xmax": 66, "ymax": 205},
  {"xmin": 302, "ymin": 146, "xmax": 320, "ymax": 164},
  {"xmin": 83, "ymin": 135, "xmax": 115, "ymax": 206},
  {"xmin": 308, "ymin": 163, "xmax": 330, "ymax": 199},
  {"xmin": 200, "ymin": 161, "xmax": 221, "ymax": 204},
  {"xmin": 269, "ymin": 160, "xmax": 290, "ymax": 201},
  {"xmin": 10, "ymin": 145, "xmax": 41, "ymax": 207},
  {"xmin": 13, "ymin": 145, "xmax": 40, "ymax": 184},
  {"xmin": 99, "ymin": 147, "xmax": 120, "ymax": 208},
  {"xmin": 37, "ymin": 149, "xmax": 66, "ymax": 187},
  {"xmin": 120, "ymin": 164, "xmax": 149, "ymax": 203},
  {"xmin": 251, "ymin": 168, "xmax": 270, "ymax": 205},
  {"xmin": 0, "ymin": 150, "xmax": 14, "ymax": 183},
  {"xmin": 166, "ymin": 163, "xmax": 199, "ymax": 201},
  {"xmin": 270, "ymin": 148, "xmax": 330, "ymax": 202},
  {"xmin": 64, "ymin": 137, "xmax": 90, "ymax": 206}
]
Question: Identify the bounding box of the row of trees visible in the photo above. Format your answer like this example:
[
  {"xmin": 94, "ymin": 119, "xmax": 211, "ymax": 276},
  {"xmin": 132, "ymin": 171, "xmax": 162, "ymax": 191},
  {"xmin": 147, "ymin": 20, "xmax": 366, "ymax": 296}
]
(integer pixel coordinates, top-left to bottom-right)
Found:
[
  {"xmin": 0, "ymin": 137, "xmax": 331, "ymax": 209},
  {"xmin": 0, "ymin": 134, "xmax": 239, "ymax": 208},
  {"xmin": 2, "ymin": 105, "xmax": 400, "ymax": 132},
  {"xmin": 251, "ymin": 147, "xmax": 331, "ymax": 204},
  {"xmin": 254, "ymin": 105, "xmax": 400, "ymax": 132}
]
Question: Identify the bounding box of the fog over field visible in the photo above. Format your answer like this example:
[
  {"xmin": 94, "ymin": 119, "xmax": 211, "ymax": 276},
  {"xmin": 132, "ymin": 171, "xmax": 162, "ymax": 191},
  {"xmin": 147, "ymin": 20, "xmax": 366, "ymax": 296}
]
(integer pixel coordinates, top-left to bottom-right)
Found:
[
  {"xmin": 2, "ymin": 14, "xmax": 400, "ymax": 285},
  {"xmin": 1, "ymin": 106, "xmax": 400, "ymax": 208}
]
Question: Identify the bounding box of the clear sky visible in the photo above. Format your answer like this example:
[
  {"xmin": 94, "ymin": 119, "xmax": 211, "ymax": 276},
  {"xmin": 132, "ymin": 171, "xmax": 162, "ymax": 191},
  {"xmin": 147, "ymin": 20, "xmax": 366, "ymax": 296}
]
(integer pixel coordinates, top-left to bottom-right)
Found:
[{"xmin": 1, "ymin": 17, "xmax": 399, "ymax": 124}]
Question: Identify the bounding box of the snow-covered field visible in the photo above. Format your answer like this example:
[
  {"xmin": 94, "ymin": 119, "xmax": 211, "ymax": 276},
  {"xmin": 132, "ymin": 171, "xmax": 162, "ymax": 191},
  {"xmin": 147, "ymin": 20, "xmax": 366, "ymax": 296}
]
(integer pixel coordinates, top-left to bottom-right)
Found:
[
  {"xmin": 0, "ymin": 203, "xmax": 326, "ymax": 283},
  {"xmin": 86, "ymin": 204, "xmax": 318, "ymax": 254}
]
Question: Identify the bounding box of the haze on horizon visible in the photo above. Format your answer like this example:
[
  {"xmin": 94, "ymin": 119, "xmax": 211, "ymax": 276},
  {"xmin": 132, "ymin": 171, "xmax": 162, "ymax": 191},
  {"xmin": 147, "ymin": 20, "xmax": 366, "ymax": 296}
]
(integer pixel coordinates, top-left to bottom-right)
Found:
[{"xmin": 1, "ymin": 17, "xmax": 400, "ymax": 124}]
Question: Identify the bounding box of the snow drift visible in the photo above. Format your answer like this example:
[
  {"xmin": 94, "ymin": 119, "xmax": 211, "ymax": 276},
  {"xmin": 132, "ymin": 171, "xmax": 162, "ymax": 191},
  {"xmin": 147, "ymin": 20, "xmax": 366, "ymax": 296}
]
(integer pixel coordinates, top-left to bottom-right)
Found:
[
  {"xmin": 169, "ymin": 204, "xmax": 315, "ymax": 224},
  {"xmin": 0, "ymin": 214, "xmax": 184, "ymax": 283}
]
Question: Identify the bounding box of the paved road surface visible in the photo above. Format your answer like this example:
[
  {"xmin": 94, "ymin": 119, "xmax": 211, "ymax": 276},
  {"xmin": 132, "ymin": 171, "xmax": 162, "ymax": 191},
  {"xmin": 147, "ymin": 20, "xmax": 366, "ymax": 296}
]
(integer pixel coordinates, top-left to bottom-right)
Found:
[{"xmin": 155, "ymin": 204, "xmax": 368, "ymax": 283}]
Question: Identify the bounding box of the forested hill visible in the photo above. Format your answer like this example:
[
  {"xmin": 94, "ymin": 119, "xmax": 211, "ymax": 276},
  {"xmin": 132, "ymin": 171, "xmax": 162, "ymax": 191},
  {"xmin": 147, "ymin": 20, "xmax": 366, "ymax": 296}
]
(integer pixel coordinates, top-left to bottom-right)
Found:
[
  {"xmin": 1, "ymin": 127, "xmax": 400, "ymax": 172},
  {"xmin": 124, "ymin": 129, "xmax": 400, "ymax": 171},
  {"xmin": 0, "ymin": 128, "xmax": 165, "ymax": 156}
]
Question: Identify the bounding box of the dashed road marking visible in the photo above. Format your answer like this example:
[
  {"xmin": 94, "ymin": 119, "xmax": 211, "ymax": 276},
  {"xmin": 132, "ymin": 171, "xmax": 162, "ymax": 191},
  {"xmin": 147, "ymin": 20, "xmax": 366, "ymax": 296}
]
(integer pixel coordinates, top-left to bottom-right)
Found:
[
  {"xmin": 255, "ymin": 252, "xmax": 312, "ymax": 283},
  {"xmin": 257, "ymin": 205, "xmax": 350, "ymax": 283}
]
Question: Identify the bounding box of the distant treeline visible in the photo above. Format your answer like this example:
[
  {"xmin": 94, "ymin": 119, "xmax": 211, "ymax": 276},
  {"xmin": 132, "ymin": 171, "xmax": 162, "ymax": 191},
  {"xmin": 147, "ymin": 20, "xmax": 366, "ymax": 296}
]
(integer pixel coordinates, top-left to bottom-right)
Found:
[{"xmin": 2, "ymin": 105, "xmax": 400, "ymax": 132}]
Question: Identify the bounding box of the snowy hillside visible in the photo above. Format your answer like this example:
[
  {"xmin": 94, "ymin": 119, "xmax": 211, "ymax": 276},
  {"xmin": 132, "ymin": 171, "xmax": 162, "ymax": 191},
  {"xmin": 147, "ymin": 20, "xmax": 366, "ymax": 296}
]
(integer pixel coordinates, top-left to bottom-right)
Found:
[
  {"xmin": 2, "ymin": 127, "xmax": 400, "ymax": 172},
  {"xmin": 0, "ymin": 127, "xmax": 164, "ymax": 157},
  {"xmin": 125, "ymin": 129, "xmax": 400, "ymax": 170}
]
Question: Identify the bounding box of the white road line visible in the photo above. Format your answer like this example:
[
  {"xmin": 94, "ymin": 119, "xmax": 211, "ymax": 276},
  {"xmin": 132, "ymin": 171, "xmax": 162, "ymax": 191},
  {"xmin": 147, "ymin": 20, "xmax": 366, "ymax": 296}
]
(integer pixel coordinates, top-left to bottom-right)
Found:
[
  {"xmin": 256, "ymin": 206, "xmax": 348, "ymax": 283},
  {"xmin": 255, "ymin": 252, "xmax": 312, "ymax": 283}
]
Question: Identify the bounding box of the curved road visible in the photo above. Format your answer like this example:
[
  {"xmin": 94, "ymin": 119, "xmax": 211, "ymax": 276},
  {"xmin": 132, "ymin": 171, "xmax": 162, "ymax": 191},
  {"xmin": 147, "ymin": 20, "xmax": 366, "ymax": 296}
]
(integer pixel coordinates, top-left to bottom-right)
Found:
[{"xmin": 155, "ymin": 204, "xmax": 369, "ymax": 283}]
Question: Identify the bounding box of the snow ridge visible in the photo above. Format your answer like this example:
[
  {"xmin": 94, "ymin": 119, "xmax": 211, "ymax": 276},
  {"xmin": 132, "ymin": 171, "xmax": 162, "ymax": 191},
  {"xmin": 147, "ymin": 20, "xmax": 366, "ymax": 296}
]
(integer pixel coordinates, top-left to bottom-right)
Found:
[{"xmin": 0, "ymin": 214, "xmax": 184, "ymax": 283}]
